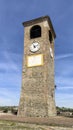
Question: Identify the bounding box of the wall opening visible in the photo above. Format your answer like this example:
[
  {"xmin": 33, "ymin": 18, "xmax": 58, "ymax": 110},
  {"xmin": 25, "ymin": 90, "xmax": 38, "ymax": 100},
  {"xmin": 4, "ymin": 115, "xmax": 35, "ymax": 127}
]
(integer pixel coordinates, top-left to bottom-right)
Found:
[
  {"xmin": 49, "ymin": 30, "xmax": 53, "ymax": 43},
  {"xmin": 30, "ymin": 25, "xmax": 41, "ymax": 39}
]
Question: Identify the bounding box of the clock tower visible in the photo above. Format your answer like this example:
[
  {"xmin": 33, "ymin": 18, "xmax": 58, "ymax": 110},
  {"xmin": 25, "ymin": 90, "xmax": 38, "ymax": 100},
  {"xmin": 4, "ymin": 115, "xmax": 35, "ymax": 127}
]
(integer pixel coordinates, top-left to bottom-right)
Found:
[{"xmin": 18, "ymin": 16, "xmax": 56, "ymax": 117}]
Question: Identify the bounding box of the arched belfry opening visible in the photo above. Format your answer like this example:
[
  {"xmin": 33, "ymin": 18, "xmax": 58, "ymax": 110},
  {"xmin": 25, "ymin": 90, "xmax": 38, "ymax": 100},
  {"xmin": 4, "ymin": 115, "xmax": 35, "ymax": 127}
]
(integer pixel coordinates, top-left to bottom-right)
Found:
[
  {"xmin": 49, "ymin": 30, "xmax": 53, "ymax": 43},
  {"xmin": 30, "ymin": 25, "xmax": 41, "ymax": 39}
]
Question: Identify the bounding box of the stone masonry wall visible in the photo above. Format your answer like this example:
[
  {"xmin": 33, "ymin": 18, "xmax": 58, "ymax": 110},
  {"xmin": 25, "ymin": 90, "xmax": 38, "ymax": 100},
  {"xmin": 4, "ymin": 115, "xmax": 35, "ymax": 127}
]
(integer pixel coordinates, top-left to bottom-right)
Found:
[{"xmin": 18, "ymin": 18, "xmax": 56, "ymax": 117}]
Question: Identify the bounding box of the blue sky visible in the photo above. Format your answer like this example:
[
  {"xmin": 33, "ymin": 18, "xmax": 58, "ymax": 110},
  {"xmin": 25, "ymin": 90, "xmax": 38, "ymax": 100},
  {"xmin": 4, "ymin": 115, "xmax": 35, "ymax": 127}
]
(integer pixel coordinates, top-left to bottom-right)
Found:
[{"xmin": 0, "ymin": 0, "xmax": 73, "ymax": 108}]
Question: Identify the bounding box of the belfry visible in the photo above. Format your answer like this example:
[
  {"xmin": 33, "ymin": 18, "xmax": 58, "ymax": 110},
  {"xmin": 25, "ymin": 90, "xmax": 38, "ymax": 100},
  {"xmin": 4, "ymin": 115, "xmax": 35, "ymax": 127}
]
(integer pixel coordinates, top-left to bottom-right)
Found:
[{"xmin": 18, "ymin": 16, "xmax": 56, "ymax": 117}]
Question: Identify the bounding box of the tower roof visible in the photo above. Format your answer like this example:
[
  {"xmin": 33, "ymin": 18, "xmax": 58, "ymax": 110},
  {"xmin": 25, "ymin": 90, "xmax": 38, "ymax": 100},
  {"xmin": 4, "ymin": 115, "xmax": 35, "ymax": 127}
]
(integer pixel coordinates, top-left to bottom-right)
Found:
[{"xmin": 23, "ymin": 15, "xmax": 56, "ymax": 38}]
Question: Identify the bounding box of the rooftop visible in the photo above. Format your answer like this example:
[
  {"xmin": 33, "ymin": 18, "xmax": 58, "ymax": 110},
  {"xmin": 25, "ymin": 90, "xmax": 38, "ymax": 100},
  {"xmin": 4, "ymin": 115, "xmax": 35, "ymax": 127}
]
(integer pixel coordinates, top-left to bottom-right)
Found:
[{"xmin": 23, "ymin": 15, "xmax": 56, "ymax": 38}]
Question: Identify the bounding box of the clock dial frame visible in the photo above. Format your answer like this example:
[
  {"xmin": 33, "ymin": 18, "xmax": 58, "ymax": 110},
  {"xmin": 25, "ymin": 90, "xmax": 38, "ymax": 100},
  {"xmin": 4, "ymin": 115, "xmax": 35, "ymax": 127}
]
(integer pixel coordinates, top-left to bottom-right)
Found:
[{"xmin": 30, "ymin": 42, "xmax": 40, "ymax": 52}]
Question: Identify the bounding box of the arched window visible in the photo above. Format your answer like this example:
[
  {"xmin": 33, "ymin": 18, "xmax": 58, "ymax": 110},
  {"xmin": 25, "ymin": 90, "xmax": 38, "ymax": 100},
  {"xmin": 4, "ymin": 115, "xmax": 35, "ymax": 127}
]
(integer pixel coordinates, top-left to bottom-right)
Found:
[
  {"xmin": 49, "ymin": 30, "xmax": 53, "ymax": 43},
  {"xmin": 30, "ymin": 25, "xmax": 41, "ymax": 39}
]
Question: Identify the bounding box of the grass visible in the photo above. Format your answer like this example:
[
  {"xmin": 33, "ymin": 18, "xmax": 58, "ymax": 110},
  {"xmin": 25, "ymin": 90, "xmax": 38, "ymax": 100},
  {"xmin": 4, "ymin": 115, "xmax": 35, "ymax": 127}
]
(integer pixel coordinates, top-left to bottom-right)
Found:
[{"xmin": 0, "ymin": 120, "xmax": 45, "ymax": 130}]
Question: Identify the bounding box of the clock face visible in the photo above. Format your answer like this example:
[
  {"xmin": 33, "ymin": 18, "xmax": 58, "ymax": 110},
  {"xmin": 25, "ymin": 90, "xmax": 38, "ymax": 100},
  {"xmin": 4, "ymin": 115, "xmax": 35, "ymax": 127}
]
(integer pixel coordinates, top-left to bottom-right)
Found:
[
  {"xmin": 30, "ymin": 42, "xmax": 40, "ymax": 52},
  {"xmin": 50, "ymin": 47, "xmax": 53, "ymax": 58}
]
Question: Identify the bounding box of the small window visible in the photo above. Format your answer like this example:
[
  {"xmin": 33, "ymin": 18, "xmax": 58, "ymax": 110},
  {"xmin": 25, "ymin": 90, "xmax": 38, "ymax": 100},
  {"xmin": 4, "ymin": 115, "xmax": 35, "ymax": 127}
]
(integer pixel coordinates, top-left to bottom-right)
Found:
[
  {"xmin": 49, "ymin": 30, "xmax": 53, "ymax": 43},
  {"xmin": 30, "ymin": 25, "xmax": 41, "ymax": 39}
]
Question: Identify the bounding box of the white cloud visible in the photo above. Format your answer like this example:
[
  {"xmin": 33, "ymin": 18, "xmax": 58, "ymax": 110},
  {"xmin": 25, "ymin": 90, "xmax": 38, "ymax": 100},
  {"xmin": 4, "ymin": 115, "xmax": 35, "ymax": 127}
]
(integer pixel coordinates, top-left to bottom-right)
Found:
[
  {"xmin": 56, "ymin": 93, "xmax": 73, "ymax": 108},
  {"xmin": 55, "ymin": 75, "xmax": 73, "ymax": 87},
  {"xmin": 0, "ymin": 98, "xmax": 19, "ymax": 106},
  {"xmin": 55, "ymin": 53, "xmax": 73, "ymax": 60},
  {"xmin": 0, "ymin": 88, "xmax": 20, "ymax": 106},
  {"xmin": 0, "ymin": 51, "xmax": 22, "ymax": 73},
  {"xmin": 56, "ymin": 86, "xmax": 73, "ymax": 90}
]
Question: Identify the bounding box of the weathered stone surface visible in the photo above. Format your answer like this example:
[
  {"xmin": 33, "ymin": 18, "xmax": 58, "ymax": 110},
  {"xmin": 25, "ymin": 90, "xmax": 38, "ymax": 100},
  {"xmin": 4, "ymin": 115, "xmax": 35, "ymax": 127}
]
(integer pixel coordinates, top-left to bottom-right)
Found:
[{"xmin": 18, "ymin": 16, "xmax": 56, "ymax": 117}]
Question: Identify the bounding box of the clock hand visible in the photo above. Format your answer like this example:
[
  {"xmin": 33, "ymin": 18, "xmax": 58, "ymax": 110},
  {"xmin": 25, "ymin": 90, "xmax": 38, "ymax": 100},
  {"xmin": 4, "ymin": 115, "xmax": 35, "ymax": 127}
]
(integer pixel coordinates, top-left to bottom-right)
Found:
[{"xmin": 33, "ymin": 45, "xmax": 36, "ymax": 48}]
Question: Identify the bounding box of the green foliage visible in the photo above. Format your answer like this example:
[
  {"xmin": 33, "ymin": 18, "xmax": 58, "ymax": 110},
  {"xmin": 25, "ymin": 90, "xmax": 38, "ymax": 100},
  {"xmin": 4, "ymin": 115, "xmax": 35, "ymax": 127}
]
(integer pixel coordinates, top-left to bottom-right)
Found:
[
  {"xmin": 0, "ymin": 106, "xmax": 73, "ymax": 116},
  {"xmin": 3, "ymin": 108, "xmax": 8, "ymax": 113},
  {"xmin": 56, "ymin": 106, "xmax": 73, "ymax": 112},
  {"xmin": 11, "ymin": 108, "xmax": 18, "ymax": 115},
  {"xmin": 0, "ymin": 106, "xmax": 18, "ymax": 114}
]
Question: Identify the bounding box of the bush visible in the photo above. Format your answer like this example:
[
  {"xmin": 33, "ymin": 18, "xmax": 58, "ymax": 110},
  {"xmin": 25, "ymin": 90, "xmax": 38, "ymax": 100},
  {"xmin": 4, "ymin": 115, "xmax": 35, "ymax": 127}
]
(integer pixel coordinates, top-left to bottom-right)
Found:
[
  {"xmin": 3, "ymin": 108, "xmax": 8, "ymax": 113},
  {"xmin": 11, "ymin": 108, "xmax": 18, "ymax": 115}
]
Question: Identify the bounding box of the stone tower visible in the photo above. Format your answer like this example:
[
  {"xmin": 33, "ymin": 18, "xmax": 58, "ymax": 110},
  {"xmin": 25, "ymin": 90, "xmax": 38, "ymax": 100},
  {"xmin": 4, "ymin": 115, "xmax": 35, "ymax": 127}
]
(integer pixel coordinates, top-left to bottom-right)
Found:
[{"xmin": 18, "ymin": 16, "xmax": 56, "ymax": 117}]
